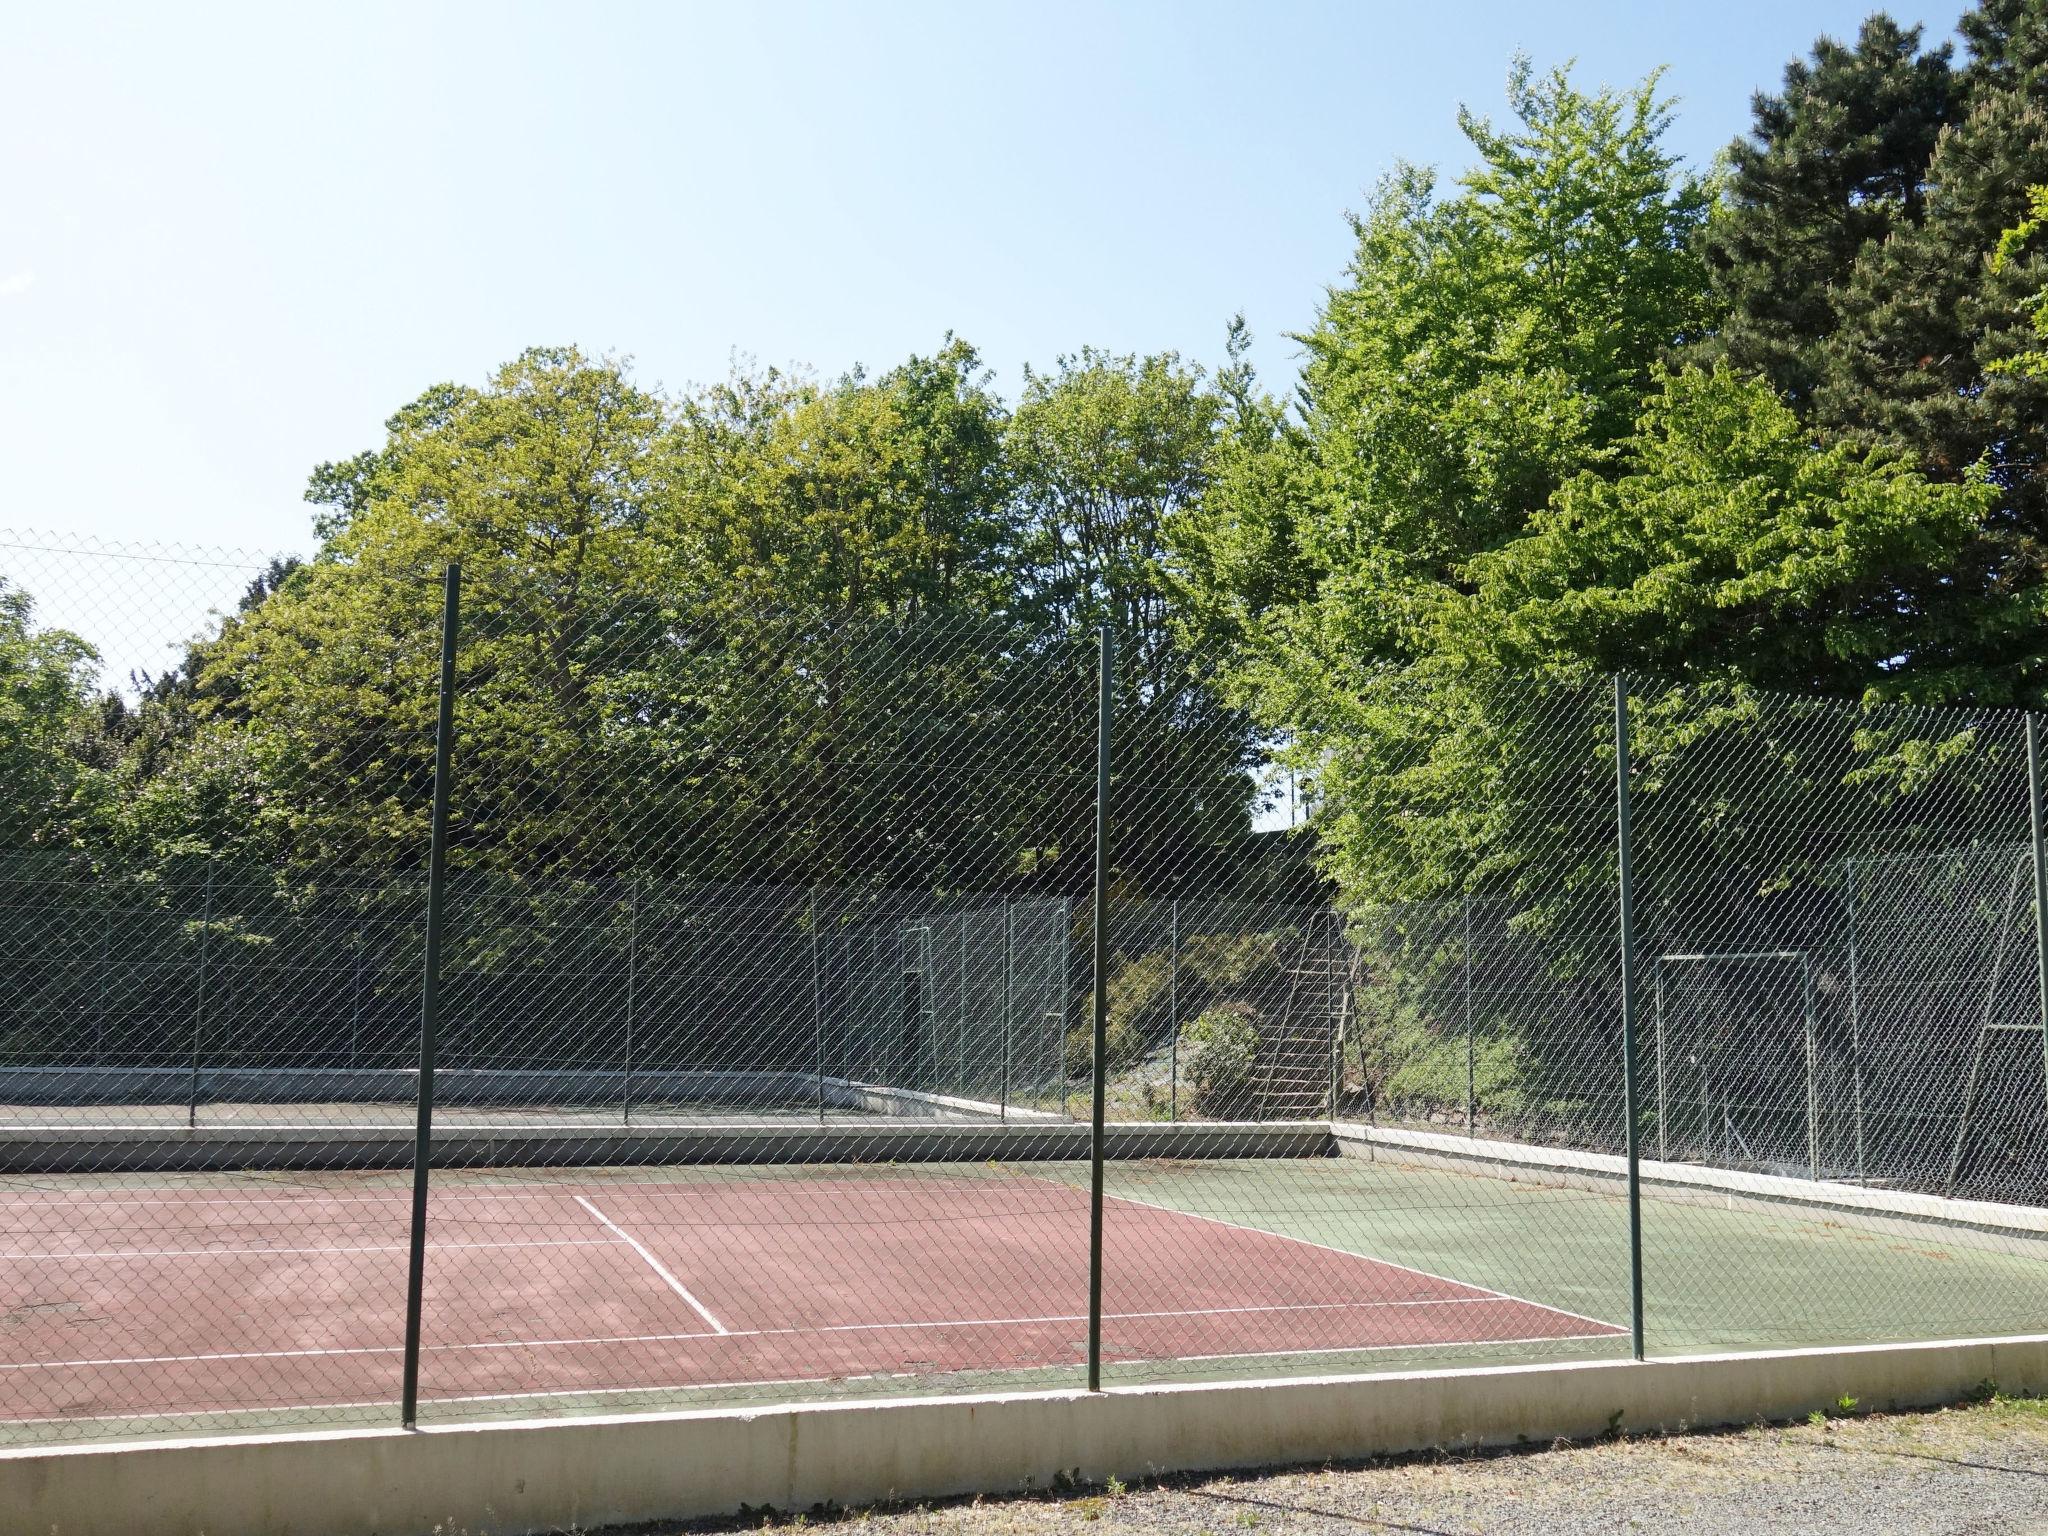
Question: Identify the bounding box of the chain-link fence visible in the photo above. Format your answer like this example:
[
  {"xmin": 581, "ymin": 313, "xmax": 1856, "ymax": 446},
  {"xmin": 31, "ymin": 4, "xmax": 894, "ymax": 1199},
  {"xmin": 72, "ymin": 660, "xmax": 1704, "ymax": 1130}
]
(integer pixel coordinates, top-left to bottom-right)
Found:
[{"xmin": 3, "ymin": 532, "xmax": 2048, "ymax": 1444}]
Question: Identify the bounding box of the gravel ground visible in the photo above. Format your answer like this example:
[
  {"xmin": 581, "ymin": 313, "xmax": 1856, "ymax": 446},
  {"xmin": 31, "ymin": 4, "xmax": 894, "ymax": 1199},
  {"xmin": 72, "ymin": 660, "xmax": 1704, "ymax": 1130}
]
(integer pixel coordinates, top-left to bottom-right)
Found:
[{"xmin": 590, "ymin": 1394, "xmax": 2048, "ymax": 1536}]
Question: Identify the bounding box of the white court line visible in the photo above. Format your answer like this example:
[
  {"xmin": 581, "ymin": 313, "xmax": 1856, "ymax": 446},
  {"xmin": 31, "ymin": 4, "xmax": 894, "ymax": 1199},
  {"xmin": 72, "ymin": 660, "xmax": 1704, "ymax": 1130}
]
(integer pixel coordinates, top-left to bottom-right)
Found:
[
  {"xmin": 1164, "ymin": 1331, "xmax": 1621, "ymax": 1365},
  {"xmin": 1, "ymin": 1331, "xmax": 1626, "ymax": 1428},
  {"xmin": 3, "ymin": 1173, "xmax": 1619, "ymax": 1330},
  {"xmin": 1102, "ymin": 1189, "xmax": 1626, "ymax": 1335},
  {"xmin": 572, "ymin": 1195, "xmax": 728, "ymax": 1335},
  {"xmin": 0, "ymin": 1238, "xmax": 626, "ymax": 1261},
  {"xmin": 433, "ymin": 1294, "xmax": 1515, "ymax": 1359},
  {"xmin": 0, "ymin": 1294, "xmax": 1568, "ymax": 1372}
]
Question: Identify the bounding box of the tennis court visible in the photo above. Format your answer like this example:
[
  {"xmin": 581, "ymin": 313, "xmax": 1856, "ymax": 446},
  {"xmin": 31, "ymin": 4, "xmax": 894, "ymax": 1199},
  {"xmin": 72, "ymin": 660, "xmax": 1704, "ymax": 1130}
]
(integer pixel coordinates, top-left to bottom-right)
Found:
[
  {"xmin": 11, "ymin": 1137, "xmax": 2048, "ymax": 1443},
  {"xmin": 0, "ymin": 1155, "xmax": 1614, "ymax": 1436}
]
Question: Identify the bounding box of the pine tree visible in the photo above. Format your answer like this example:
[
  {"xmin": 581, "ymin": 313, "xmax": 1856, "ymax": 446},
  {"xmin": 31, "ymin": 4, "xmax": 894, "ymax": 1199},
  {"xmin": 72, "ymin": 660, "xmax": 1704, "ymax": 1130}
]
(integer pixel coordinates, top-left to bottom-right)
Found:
[
  {"xmin": 1697, "ymin": 16, "xmax": 1956, "ymax": 405},
  {"xmin": 1703, "ymin": 0, "xmax": 2048, "ymax": 700}
]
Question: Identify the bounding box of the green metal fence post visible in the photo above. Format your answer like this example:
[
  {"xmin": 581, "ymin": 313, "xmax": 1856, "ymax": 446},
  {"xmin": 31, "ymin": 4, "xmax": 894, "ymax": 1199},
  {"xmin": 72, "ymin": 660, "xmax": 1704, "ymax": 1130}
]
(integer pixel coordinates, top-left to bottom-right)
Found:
[
  {"xmin": 1802, "ymin": 955, "xmax": 1820, "ymax": 1181},
  {"xmin": 2028, "ymin": 715, "xmax": 2048, "ymax": 1127},
  {"xmin": 1653, "ymin": 961, "xmax": 1667, "ymax": 1161},
  {"xmin": 1463, "ymin": 893, "xmax": 1475, "ymax": 1134},
  {"xmin": 1328, "ymin": 908, "xmax": 1342, "ymax": 1120},
  {"xmin": 1059, "ymin": 896, "xmax": 1073, "ymax": 1119},
  {"xmin": 1000, "ymin": 897, "xmax": 1012, "ymax": 1121},
  {"xmin": 348, "ymin": 924, "xmax": 365, "ymax": 1071},
  {"xmin": 1087, "ymin": 624, "xmax": 1114, "ymax": 1392},
  {"xmin": 1844, "ymin": 856, "xmax": 1867, "ymax": 1184},
  {"xmin": 185, "ymin": 857, "xmax": 215, "ymax": 1130},
  {"xmin": 401, "ymin": 562, "xmax": 461, "ymax": 1429},
  {"xmin": 1168, "ymin": 896, "xmax": 1180, "ymax": 1123},
  {"xmin": 810, "ymin": 887, "xmax": 825, "ymax": 1124},
  {"xmin": 94, "ymin": 901, "xmax": 111, "ymax": 1068},
  {"xmin": 1613, "ymin": 674, "xmax": 1647, "ymax": 1362},
  {"xmin": 622, "ymin": 877, "xmax": 640, "ymax": 1127}
]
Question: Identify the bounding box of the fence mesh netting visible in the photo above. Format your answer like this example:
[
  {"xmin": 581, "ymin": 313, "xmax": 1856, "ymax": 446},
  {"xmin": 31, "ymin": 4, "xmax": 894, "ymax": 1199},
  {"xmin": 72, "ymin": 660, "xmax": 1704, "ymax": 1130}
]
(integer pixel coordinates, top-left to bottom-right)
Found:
[{"xmin": 3, "ymin": 531, "xmax": 2047, "ymax": 1442}]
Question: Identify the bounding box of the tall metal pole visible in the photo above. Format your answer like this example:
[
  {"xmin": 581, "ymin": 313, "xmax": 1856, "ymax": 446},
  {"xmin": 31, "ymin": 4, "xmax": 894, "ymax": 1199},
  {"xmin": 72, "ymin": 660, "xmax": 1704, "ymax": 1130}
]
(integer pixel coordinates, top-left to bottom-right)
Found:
[
  {"xmin": 810, "ymin": 888, "xmax": 826, "ymax": 1124},
  {"xmin": 1327, "ymin": 908, "xmax": 1342, "ymax": 1120},
  {"xmin": 1168, "ymin": 897, "xmax": 1180, "ymax": 1123},
  {"xmin": 1000, "ymin": 897, "xmax": 1013, "ymax": 1121},
  {"xmin": 622, "ymin": 878, "xmax": 640, "ymax": 1127},
  {"xmin": 2027, "ymin": 716, "xmax": 2048, "ymax": 1132},
  {"xmin": 94, "ymin": 901, "xmax": 112, "ymax": 1069},
  {"xmin": 1463, "ymin": 893, "xmax": 1475, "ymax": 1134},
  {"xmin": 348, "ymin": 927, "xmax": 365, "ymax": 1072},
  {"xmin": 1613, "ymin": 674, "xmax": 1646, "ymax": 1362},
  {"xmin": 1087, "ymin": 625, "xmax": 1115, "ymax": 1391},
  {"xmin": 917, "ymin": 923, "xmax": 935, "ymax": 1090},
  {"xmin": 1844, "ymin": 857, "xmax": 1867, "ymax": 1184},
  {"xmin": 1059, "ymin": 897, "xmax": 1073, "ymax": 1119},
  {"xmin": 1653, "ymin": 961, "xmax": 1668, "ymax": 1161},
  {"xmin": 1802, "ymin": 956, "xmax": 1819, "ymax": 1180},
  {"xmin": 186, "ymin": 859, "xmax": 215, "ymax": 1130},
  {"xmin": 401, "ymin": 562, "xmax": 461, "ymax": 1429}
]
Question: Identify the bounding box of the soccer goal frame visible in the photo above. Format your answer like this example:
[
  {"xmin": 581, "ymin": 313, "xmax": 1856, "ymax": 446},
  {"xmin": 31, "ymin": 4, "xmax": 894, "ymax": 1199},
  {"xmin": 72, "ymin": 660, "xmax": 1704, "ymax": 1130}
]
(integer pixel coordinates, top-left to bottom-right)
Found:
[{"xmin": 1652, "ymin": 948, "xmax": 1820, "ymax": 1180}]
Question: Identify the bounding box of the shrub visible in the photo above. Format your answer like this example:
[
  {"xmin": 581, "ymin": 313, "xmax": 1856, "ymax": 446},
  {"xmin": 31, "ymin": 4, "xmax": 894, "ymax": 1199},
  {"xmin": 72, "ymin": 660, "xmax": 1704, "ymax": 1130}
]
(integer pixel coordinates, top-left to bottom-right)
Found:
[
  {"xmin": 1180, "ymin": 929, "xmax": 1289, "ymax": 992},
  {"xmin": 1185, "ymin": 1002, "xmax": 1262, "ymax": 1119}
]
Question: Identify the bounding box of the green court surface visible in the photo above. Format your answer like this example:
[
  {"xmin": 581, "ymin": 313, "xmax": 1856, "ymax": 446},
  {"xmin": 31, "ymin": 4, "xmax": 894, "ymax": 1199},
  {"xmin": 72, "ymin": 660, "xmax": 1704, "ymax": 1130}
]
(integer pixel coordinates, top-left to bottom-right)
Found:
[{"xmin": 1088, "ymin": 1155, "xmax": 2048, "ymax": 1372}]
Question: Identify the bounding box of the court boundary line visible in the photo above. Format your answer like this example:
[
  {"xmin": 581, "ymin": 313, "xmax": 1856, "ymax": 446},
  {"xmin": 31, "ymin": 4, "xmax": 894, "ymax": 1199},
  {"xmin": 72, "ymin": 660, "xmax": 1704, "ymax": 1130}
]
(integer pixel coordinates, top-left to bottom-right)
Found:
[
  {"xmin": 573, "ymin": 1195, "xmax": 728, "ymax": 1334},
  {"xmin": 1100, "ymin": 1188, "xmax": 1625, "ymax": 1335},
  {"xmin": 0, "ymin": 1294, "xmax": 1597, "ymax": 1373}
]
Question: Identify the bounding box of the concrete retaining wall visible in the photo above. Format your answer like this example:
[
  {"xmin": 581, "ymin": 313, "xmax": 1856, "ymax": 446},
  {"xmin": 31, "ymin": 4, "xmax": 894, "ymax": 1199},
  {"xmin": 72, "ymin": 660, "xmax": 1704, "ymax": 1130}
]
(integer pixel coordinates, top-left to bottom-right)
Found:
[
  {"xmin": 0, "ymin": 1117, "xmax": 1333, "ymax": 1173},
  {"xmin": 9, "ymin": 1335, "xmax": 2047, "ymax": 1536}
]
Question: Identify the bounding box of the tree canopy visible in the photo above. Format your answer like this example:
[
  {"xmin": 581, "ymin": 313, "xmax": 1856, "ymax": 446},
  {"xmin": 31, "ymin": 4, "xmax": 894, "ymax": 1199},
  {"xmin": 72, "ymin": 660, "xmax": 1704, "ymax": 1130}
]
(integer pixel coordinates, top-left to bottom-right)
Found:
[{"xmin": 11, "ymin": 1, "xmax": 2048, "ymax": 931}]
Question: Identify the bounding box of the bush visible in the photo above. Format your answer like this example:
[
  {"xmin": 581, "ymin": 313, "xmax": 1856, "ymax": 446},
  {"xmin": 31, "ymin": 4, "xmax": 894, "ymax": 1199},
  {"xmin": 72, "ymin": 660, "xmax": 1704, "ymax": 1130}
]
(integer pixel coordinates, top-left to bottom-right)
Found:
[
  {"xmin": 1180, "ymin": 929, "xmax": 1289, "ymax": 991},
  {"xmin": 1370, "ymin": 1015, "xmax": 1529, "ymax": 1125},
  {"xmin": 1102, "ymin": 950, "xmax": 1171, "ymax": 1072},
  {"xmin": 1059, "ymin": 922, "xmax": 1306, "ymax": 1096},
  {"xmin": 1185, "ymin": 1002, "xmax": 1262, "ymax": 1119}
]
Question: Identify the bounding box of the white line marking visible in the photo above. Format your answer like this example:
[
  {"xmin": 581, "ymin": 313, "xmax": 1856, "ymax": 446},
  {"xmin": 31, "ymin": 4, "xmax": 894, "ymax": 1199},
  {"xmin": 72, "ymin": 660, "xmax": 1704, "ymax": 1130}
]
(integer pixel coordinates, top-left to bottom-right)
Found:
[
  {"xmin": 2, "ymin": 1332, "xmax": 1626, "ymax": 1427},
  {"xmin": 434, "ymin": 1294, "xmax": 1521, "ymax": 1358},
  {"xmin": 572, "ymin": 1194, "xmax": 728, "ymax": 1335},
  {"xmin": 1162, "ymin": 1331, "xmax": 1622, "ymax": 1365},
  {"xmin": 1101, "ymin": 1188, "xmax": 1626, "ymax": 1334},
  {"xmin": 0, "ymin": 1175, "xmax": 1623, "ymax": 1338},
  {"xmin": 0, "ymin": 1294, "xmax": 1590, "ymax": 1372},
  {"xmin": 0, "ymin": 1238, "xmax": 626, "ymax": 1261}
]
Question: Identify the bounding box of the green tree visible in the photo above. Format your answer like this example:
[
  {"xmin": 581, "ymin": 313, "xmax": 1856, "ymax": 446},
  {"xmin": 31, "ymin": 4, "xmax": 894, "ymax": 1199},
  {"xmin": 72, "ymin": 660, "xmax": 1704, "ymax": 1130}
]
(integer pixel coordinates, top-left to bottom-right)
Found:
[
  {"xmin": 0, "ymin": 585, "xmax": 104, "ymax": 851},
  {"xmin": 664, "ymin": 338, "xmax": 1013, "ymax": 627},
  {"xmin": 653, "ymin": 341, "xmax": 1081, "ymax": 891},
  {"xmin": 1697, "ymin": 15, "xmax": 1957, "ymax": 405},
  {"xmin": 1991, "ymin": 183, "xmax": 2048, "ymax": 377},
  {"xmin": 1462, "ymin": 367, "xmax": 1997, "ymax": 694},
  {"xmin": 1312, "ymin": 59, "xmax": 1710, "ymax": 646},
  {"xmin": 1700, "ymin": 0, "xmax": 2048, "ymax": 702},
  {"xmin": 1007, "ymin": 346, "xmax": 1268, "ymax": 886},
  {"xmin": 165, "ymin": 343, "xmax": 1127, "ymax": 895},
  {"xmin": 200, "ymin": 346, "xmax": 673, "ymax": 875},
  {"xmin": 1171, "ymin": 60, "xmax": 1716, "ymax": 907},
  {"xmin": 1180, "ymin": 59, "xmax": 1713, "ymax": 691}
]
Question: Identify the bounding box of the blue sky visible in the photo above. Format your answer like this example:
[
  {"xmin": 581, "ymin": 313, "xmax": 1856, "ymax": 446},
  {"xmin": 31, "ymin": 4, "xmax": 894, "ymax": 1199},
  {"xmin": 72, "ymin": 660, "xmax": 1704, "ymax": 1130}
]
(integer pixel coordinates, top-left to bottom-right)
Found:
[{"xmin": 3, "ymin": 0, "xmax": 1953, "ymax": 561}]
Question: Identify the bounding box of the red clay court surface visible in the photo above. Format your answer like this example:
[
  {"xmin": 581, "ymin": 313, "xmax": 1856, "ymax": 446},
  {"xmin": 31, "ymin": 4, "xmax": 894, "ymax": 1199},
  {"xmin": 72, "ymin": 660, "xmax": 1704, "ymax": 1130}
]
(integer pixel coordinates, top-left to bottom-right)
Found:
[{"xmin": 0, "ymin": 1169, "xmax": 1621, "ymax": 1429}]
